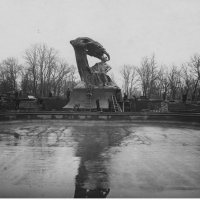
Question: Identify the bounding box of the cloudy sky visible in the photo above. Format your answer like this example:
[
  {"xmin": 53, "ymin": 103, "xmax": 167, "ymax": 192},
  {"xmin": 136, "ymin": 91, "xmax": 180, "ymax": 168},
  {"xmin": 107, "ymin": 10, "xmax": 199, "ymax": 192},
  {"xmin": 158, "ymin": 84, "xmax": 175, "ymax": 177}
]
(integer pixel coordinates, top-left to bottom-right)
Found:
[{"xmin": 0, "ymin": 0, "xmax": 200, "ymax": 84}]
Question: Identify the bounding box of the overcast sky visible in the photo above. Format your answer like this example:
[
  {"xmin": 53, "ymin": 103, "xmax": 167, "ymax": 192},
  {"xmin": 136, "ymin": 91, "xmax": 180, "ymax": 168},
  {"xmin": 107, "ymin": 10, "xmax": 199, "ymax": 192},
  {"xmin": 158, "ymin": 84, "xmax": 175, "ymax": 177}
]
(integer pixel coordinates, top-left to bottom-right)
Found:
[{"xmin": 0, "ymin": 0, "xmax": 200, "ymax": 84}]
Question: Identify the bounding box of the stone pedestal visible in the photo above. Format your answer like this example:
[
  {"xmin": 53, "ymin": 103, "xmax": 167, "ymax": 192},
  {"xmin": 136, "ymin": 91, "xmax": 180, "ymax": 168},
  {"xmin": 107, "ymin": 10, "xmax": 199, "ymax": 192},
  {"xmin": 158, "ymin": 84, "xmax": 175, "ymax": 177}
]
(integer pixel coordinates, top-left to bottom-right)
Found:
[{"xmin": 63, "ymin": 83, "xmax": 121, "ymax": 111}]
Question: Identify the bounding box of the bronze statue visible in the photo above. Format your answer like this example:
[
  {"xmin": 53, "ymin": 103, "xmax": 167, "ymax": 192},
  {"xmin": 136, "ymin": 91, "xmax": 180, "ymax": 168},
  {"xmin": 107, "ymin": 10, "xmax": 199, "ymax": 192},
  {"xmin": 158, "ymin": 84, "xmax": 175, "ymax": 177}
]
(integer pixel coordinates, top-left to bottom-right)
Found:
[{"xmin": 70, "ymin": 37, "xmax": 116, "ymax": 87}]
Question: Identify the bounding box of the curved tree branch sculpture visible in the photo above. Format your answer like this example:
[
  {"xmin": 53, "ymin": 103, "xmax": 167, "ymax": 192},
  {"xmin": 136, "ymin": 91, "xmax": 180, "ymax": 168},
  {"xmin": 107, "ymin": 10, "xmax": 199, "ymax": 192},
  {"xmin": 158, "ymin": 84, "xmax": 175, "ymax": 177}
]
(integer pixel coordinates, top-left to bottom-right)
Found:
[{"xmin": 70, "ymin": 37, "xmax": 116, "ymax": 87}]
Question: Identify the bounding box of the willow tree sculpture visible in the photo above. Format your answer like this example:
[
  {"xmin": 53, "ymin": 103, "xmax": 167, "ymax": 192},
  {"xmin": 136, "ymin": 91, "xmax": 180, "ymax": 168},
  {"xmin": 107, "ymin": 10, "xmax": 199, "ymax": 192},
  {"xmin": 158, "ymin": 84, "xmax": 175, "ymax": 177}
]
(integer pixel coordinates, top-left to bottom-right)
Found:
[{"xmin": 70, "ymin": 37, "xmax": 116, "ymax": 87}]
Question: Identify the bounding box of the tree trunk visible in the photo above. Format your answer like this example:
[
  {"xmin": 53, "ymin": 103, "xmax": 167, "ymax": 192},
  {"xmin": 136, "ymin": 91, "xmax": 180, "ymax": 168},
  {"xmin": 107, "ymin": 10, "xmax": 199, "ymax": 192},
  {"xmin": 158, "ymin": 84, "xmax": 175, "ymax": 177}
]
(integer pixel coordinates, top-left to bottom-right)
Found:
[{"xmin": 192, "ymin": 79, "xmax": 199, "ymax": 101}]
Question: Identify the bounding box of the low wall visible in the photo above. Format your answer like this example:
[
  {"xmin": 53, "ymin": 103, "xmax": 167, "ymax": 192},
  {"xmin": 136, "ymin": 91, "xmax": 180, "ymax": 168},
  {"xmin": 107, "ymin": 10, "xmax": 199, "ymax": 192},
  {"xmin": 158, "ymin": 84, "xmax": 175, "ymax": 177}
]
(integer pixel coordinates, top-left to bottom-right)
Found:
[
  {"xmin": 129, "ymin": 100, "xmax": 200, "ymax": 112},
  {"xmin": 0, "ymin": 112, "xmax": 199, "ymax": 124},
  {"xmin": 43, "ymin": 98, "xmax": 69, "ymax": 111},
  {"xmin": 129, "ymin": 100, "xmax": 163, "ymax": 111},
  {"xmin": 168, "ymin": 102, "xmax": 200, "ymax": 111}
]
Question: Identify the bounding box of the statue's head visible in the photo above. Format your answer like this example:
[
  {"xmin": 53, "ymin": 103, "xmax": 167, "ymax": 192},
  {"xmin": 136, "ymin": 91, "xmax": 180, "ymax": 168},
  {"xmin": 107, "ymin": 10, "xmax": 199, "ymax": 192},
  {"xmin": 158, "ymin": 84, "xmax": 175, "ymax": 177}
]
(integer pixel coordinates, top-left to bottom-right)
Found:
[{"xmin": 70, "ymin": 37, "xmax": 110, "ymax": 62}]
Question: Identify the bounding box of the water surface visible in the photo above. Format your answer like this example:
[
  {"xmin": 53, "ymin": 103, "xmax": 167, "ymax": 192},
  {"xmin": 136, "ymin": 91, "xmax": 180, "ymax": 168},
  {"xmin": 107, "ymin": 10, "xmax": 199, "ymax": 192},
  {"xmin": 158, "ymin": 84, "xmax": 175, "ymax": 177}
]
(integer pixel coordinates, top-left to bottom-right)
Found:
[{"xmin": 0, "ymin": 120, "xmax": 200, "ymax": 198}]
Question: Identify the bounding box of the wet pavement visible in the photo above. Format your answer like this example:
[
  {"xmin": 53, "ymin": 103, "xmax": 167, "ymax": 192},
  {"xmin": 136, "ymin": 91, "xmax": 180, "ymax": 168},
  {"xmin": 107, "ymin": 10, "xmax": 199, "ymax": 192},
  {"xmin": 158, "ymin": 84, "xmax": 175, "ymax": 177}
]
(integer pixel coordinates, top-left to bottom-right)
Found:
[{"xmin": 0, "ymin": 120, "xmax": 200, "ymax": 198}]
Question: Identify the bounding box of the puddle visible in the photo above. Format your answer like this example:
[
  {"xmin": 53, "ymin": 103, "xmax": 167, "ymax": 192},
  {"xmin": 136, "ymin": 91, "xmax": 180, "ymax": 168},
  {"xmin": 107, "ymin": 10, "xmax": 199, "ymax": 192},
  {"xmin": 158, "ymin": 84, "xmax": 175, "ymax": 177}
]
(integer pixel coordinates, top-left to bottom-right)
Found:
[{"xmin": 0, "ymin": 121, "xmax": 200, "ymax": 198}]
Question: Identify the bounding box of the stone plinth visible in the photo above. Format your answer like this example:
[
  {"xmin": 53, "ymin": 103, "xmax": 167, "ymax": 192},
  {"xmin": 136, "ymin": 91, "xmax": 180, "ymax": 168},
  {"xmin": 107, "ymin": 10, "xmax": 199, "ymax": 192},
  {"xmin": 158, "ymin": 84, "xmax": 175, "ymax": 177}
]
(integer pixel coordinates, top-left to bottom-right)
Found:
[{"xmin": 62, "ymin": 85, "xmax": 121, "ymax": 111}]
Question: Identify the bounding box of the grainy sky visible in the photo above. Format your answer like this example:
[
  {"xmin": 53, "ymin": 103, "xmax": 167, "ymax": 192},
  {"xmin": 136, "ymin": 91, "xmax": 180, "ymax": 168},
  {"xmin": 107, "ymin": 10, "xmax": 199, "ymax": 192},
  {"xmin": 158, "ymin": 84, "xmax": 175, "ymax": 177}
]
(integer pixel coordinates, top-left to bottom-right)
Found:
[{"xmin": 0, "ymin": 0, "xmax": 200, "ymax": 84}]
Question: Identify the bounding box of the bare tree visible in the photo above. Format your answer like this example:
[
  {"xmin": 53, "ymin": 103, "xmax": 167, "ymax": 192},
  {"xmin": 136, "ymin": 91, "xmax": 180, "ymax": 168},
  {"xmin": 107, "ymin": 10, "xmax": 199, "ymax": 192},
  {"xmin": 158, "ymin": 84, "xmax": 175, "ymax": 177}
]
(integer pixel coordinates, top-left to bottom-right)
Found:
[
  {"xmin": 23, "ymin": 44, "xmax": 39, "ymax": 96},
  {"xmin": 157, "ymin": 66, "xmax": 169, "ymax": 99},
  {"xmin": 23, "ymin": 43, "xmax": 71, "ymax": 97},
  {"xmin": 120, "ymin": 65, "xmax": 138, "ymax": 98},
  {"xmin": 37, "ymin": 44, "xmax": 59, "ymax": 97},
  {"xmin": 50, "ymin": 60, "xmax": 71, "ymax": 96},
  {"xmin": 168, "ymin": 65, "xmax": 181, "ymax": 100},
  {"xmin": 62, "ymin": 65, "xmax": 80, "ymax": 96},
  {"xmin": 0, "ymin": 58, "xmax": 22, "ymax": 94},
  {"xmin": 136, "ymin": 54, "xmax": 158, "ymax": 98},
  {"xmin": 188, "ymin": 54, "xmax": 200, "ymax": 101},
  {"xmin": 21, "ymin": 69, "xmax": 34, "ymax": 96},
  {"xmin": 179, "ymin": 63, "xmax": 193, "ymax": 100},
  {"xmin": 44, "ymin": 47, "xmax": 59, "ymax": 96}
]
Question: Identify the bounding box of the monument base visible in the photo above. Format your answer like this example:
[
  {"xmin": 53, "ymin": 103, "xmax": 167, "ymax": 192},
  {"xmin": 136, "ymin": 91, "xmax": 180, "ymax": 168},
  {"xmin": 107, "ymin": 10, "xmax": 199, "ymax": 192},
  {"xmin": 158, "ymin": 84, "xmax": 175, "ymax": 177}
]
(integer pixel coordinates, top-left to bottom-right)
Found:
[{"xmin": 62, "ymin": 84, "xmax": 121, "ymax": 111}]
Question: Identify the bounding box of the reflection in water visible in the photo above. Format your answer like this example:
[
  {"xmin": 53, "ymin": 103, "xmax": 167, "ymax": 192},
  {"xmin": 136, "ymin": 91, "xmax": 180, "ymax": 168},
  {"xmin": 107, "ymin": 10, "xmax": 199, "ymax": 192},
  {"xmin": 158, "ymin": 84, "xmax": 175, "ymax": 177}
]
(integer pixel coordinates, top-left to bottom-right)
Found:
[
  {"xmin": 0, "ymin": 123, "xmax": 132, "ymax": 198},
  {"xmin": 1, "ymin": 122, "xmax": 200, "ymax": 197},
  {"xmin": 73, "ymin": 127, "xmax": 131, "ymax": 198},
  {"xmin": 74, "ymin": 187, "xmax": 110, "ymax": 198}
]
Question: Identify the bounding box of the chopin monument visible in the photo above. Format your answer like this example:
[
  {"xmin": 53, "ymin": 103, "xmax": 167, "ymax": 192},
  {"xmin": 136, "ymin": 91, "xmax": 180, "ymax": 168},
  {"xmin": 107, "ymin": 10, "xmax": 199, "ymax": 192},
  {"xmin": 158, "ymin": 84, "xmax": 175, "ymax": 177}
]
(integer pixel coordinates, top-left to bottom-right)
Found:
[{"xmin": 63, "ymin": 37, "xmax": 122, "ymax": 111}]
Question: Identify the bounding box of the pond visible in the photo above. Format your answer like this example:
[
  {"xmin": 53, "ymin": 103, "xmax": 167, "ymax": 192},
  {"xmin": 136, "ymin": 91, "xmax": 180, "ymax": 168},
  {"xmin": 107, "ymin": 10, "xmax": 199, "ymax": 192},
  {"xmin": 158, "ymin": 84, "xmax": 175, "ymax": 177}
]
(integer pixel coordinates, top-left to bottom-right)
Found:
[{"xmin": 0, "ymin": 120, "xmax": 200, "ymax": 198}]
